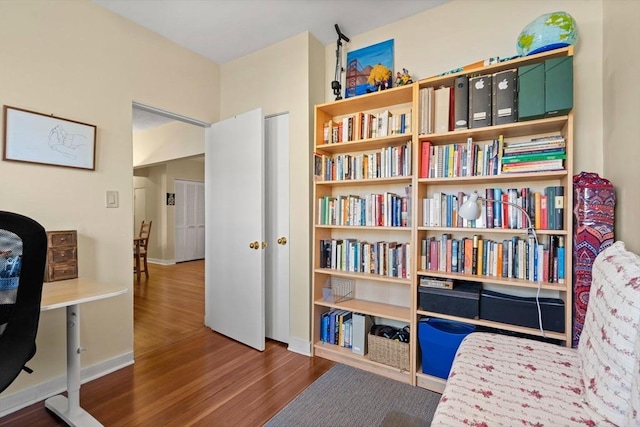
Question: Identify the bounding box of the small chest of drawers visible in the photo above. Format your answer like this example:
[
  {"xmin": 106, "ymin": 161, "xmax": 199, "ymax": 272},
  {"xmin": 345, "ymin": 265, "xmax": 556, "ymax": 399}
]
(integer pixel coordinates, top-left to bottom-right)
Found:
[{"xmin": 45, "ymin": 230, "xmax": 78, "ymax": 282}]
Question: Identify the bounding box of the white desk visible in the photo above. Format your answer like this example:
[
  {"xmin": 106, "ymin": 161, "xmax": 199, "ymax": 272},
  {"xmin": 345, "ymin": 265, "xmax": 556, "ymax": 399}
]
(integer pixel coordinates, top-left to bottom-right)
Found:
[{"xmin": 41, "ymin": 278, "xmax": 127, "ymax": 427}]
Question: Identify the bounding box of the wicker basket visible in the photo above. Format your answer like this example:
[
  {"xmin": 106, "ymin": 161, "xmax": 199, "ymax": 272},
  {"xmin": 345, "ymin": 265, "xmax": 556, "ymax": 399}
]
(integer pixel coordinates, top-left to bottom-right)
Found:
[{"xmin": 367, "ymin": 333, "xmax": 410, "ymax": 371}]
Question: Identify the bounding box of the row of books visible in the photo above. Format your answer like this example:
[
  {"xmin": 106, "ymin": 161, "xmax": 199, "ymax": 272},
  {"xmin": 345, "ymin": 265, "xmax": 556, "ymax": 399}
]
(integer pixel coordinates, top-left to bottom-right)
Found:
[
  {"xmin": 418, "ymin": 69, "xmax": 523, "ymax": 135},
  {"xmin": 322, "ymin": 109, "xmax": 412, "ymax": 144},
  {"xmin": 317, "ymin": 190, "xmax": 411, "ymax": 227},
  {"xmin": 419, "ymin": 134, "xmax": 566, "ymax": 179},
  {"xmin": 319, "ymin": 239, "xmax": 411, "ymax": 279},
  {"xmin": 315, "ymin": 141, "xmax": 412, "ymax": 181},
  {"xmin": 420, "ymin": 137, "xmax": 503, "ymax": 178},
  {"xmin": 420, "ymin": 234, "xmax": 566, "ymax": 283},
  {"xmin": 320, "ymin": 309, "xmax": 353, "ymax": 348},
  {"xmin": 502, "ymin": 135, "xmax": 566, "ymax": 174},
  {"xmin": 422, "ymin": 186, "xmax": 565, "ymax": 231}
]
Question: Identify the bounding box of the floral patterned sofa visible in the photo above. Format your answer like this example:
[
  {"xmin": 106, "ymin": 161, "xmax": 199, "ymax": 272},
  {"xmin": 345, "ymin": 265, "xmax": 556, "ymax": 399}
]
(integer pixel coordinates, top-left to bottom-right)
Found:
[{"xmin": 432, "ymin": 241, "xmax": 640, "ymax": 426}]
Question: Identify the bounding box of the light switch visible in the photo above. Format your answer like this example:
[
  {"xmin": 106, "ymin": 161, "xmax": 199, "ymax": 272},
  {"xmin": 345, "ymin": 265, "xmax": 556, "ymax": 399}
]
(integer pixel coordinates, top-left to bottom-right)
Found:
[{"xmin": 106, "ymin": 190, "xmax": 119, "ymax": 208}]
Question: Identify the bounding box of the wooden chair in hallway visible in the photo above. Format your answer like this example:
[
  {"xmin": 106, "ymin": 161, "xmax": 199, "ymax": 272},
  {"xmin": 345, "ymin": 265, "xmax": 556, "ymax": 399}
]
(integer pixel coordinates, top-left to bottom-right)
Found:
[{"xmin": 134, "ymin": 220, "xmax": 152, "ymax": 281}]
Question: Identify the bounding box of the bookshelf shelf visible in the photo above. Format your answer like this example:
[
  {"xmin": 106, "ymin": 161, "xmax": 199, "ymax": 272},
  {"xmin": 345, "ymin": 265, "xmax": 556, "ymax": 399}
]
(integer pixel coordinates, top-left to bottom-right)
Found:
[
  {"xmin": 417, "ymin": 269, "xmax": 566, "ymax": 291},
  {"xmin": 315, "ymin": 225, "xmax": 411, "ymax": 231},
  {"xmin": 313, "ymin": 341, "xmax": 412, "ymax": 384},
  {"xmin": 416, "ymin": 226, "xmax": 568, "ymax": 236},
  {"xmin": 314, "ymin": 297, "xmax": 411, "ymax": 322},
  {"xmin": 314, "ymin": 268, "xmax": 411, "ymax": 285},
  {"xmin": 315, "ymin": 85, "xmax": 413, "ymax": 117},
  {"xmin": 316, "ymin": 134, "xmax": 412, "ymax": 155},
  {"xmin": 316, "ymin": 176, "xmax": 413, "ymax": 186},
  {"xmin": 416, "ymin": 47, "xmax": 573, "ymax": 91},
  {"xmin": 312, "ymin": 46, "xmax": 574, "ymax": 393},
  {"xmin": 417, "ymin": 115, "xmax": 569, "ymax": 145},
  {"xmin": 418, "ymin": 170, "xmax": 567, "ymax": 185},
  {"xmin": 416, "ymin": 309, "xmax": 567, "ymax": 341}
]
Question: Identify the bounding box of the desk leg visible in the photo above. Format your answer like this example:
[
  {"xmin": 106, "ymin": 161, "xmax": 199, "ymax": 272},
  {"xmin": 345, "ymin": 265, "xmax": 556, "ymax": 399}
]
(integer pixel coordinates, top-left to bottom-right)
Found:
[{"xmin": 45, "ymin": 304, "xmax": 103, "ymax": 426}]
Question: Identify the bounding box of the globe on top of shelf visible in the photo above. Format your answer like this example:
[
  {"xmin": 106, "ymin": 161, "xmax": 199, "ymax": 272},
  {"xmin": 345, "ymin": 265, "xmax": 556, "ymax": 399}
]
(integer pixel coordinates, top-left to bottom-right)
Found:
[{"xmin": 517, "ymin": 11, "xmax": 578, "ymax": 56}]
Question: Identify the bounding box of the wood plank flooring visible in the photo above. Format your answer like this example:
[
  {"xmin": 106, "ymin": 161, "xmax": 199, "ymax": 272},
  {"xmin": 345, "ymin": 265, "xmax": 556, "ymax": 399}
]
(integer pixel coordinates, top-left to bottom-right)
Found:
[{"xmin": 1, "ymin": 261, "xmax": 334, "ymax": 426}]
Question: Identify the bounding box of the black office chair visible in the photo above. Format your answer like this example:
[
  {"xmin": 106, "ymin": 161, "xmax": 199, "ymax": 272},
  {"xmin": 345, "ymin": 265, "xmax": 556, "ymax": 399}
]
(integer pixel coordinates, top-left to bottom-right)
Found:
[{"xmin": 0, "ymin": 211, "xmax": 47, "ymax": 393}]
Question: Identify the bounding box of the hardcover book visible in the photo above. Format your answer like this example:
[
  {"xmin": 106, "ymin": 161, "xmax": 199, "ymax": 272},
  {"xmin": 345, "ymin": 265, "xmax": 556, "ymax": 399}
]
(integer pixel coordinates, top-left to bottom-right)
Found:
[
  {"xmin": 453, "ymin": 76, "xmax": 469, "ymax": 129},
  {"xmin": 434, "ymin": 86, "xmax": 451, "ymax": 133},
  {"xmin": 420, "ymin": 141, "xmax": 431, "ymax": 178},
  {"xmin": 464, "ymin": 238, "xmax": 473, "ymax": 274},
  {"xmin": 419, "ymin": 276, "xmax": 454, "ymax": 289},
  {"xmin": 485, "ymin": 188, "xmax": 494, "ymax": 228},
  {"xmin": 553, "ymin": 185, "xmax": 564, "ymax": 230}
]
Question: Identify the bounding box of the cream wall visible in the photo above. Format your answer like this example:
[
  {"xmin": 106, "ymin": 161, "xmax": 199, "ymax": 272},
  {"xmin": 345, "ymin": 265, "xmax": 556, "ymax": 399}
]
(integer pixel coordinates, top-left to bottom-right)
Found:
[
  {"xmin": 0, "ymin": 0, "xmax": 219, "ymax": 404},
  {"xmin": 602, "ymin": 0, "xmax": 640, "ymax": 255},
  {"xmin": 133, "ymin": 121, "xmax": 206, "ymax": 168},
  {"xmin": 220, "ymin": 32, "xmax": 325, "ymax": 349}
]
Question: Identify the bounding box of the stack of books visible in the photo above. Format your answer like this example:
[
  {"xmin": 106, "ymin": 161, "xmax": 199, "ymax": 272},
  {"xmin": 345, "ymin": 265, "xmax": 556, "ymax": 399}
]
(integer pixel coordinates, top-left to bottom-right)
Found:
[{"xmin": 501, "ymin": 135, "xmax": 566, "ymax": 173}]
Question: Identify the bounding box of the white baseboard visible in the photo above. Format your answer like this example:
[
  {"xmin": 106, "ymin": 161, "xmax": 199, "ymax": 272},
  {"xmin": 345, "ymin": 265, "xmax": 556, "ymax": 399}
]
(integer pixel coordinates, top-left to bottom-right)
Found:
[
  {"xmin": 148, "ymin": 258, "xmax": 175, "ymax": 265},
  {"xmin": 287, "ymin": 337, "xmax": 311, "ymax": 356},
  {"xmin": 0, "ymin": 352, "xmax": 134, "ymax": 418}
]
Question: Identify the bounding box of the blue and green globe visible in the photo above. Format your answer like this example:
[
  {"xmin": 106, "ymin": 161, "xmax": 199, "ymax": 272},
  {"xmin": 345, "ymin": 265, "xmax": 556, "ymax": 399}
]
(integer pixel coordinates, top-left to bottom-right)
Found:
[{"xmin": 517, "ymin": 11, "xmax": 578, "ymax": 56}]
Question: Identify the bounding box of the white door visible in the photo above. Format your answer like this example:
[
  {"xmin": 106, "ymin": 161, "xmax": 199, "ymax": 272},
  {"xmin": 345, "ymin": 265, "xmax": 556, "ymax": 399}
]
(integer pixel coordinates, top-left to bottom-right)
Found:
[
  {"xmin": 265, "ymin": 114, "xmax": 289, "ymax": 343},
  {"xmin": 194, "ymin": 182, "xmax": 205, "ymax": 259},
  {"xmin": 205, "ymin": 108, "xmax": 265, "ymax": 351},
  {"xmin": 175, "ymin": 180, "xmax": 187, "ymax": 262},
  {"xmin": 175, "ymin": 180, "xmax": 205, "ymax": 263}
]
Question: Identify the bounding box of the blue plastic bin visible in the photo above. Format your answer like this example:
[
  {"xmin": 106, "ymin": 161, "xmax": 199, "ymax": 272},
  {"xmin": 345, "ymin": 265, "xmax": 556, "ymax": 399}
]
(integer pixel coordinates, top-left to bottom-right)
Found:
[{"xmin": 419, "ymin": 318, "xmax": 475, "ymax": 379}]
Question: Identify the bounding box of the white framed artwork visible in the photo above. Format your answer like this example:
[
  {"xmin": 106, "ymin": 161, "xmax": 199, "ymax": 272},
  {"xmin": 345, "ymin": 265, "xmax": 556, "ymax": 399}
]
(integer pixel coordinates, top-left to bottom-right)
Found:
[{"xmin": 3, "ymin": 106, "xmax": 96, "ymax": 170}]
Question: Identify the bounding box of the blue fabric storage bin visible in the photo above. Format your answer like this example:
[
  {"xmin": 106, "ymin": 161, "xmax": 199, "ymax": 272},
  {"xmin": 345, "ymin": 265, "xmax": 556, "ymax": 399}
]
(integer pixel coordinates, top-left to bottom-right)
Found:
[{"xmin": 419, "ymin": 318, "xmax": 475, "ymax": 379}]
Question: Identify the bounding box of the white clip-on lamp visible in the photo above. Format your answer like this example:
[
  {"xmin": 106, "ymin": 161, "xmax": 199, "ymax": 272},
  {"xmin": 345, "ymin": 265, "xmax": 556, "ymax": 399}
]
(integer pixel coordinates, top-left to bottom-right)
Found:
[{"xmin": 458, "ymin": 191, "xmax": 545, "ymax": 338}]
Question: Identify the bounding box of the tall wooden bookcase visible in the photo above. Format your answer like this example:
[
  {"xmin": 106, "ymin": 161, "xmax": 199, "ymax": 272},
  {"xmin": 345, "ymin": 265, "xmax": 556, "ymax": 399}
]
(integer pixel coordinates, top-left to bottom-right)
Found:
[{"xmin": 311, "ymin": 47, "xmax": 574, "ymax": 392}]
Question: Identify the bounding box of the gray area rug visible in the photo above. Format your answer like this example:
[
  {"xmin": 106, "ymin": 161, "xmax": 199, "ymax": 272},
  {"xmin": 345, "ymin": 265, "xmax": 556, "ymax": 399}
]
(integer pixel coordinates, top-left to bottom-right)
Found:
[{"xmin": 265, "ymin": 364, "xmax": 441, "ymax": 427}]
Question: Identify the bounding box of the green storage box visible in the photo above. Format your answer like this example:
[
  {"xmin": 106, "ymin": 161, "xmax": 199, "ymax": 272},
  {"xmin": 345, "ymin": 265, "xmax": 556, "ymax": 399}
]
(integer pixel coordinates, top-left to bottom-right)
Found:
[
  {"xmin": 517, "ymin": 62, "xmax": 545, "ymax": 121},
  {"xmin": 545, "ymin": 56, "xmax": 573, "ymax": 116}
]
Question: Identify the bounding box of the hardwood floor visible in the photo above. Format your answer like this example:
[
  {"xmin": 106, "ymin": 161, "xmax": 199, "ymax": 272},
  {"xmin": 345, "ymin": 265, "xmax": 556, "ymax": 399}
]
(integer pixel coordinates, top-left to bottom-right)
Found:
[{"xmin": 1, "ymin": 261, "xmax": 334, "ymax": 426}]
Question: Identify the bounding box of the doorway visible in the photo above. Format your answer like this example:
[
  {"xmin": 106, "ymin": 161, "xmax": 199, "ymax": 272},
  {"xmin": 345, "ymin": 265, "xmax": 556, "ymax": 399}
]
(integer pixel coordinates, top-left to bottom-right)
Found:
[{"xmin": 133, "ymin": 104, "xmax": 290, "ymax": 351}]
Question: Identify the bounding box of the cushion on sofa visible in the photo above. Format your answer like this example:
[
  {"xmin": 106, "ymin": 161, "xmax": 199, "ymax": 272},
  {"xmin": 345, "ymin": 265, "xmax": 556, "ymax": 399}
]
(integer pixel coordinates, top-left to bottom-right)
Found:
[
  {"xmin": 578, "ymin": 241, "xmax": 640, "ymax": 425},
  {"xmin": 431, "ymin": 332, "xmax": 614, "ymax": 426}
]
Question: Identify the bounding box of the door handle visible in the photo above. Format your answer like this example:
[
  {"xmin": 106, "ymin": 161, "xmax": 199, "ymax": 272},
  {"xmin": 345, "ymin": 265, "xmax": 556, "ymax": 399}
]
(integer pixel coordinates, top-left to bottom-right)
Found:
[
  {"xmin": 249, "ymin": 241, "xmax": 259, "ymax": 249},
  {"xmin": 262, "ymin": 241, "xmax": 267, "ymax": 249},
  {"xmin": 277, "ymin": 237, "xmax": 287, "ymax": 245}
]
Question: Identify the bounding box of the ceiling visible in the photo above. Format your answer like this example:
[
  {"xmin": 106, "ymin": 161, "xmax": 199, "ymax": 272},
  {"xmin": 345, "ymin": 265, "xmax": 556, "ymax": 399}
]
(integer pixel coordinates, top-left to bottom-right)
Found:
[
  {"xmin": 93, "ymin": 0, "xmax": 448, "ymax": 65},
  {"xmin": 132, "ymin": 107, "xmax": 177, "ymax": 132},
  {"xmin": 114, "ymin": 0, "xmax": 448, "ymax": 132}
]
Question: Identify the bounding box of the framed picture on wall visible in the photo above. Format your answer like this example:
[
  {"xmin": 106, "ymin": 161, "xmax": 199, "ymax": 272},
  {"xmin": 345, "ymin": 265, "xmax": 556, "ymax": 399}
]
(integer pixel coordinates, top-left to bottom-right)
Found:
[
  {"xmin": 345, "ymin": 39, "xmax": 394, "ymax": 98},
  {"xmin": 2, "ymin": 105, "xmax": 96, "ymax": 170}
]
